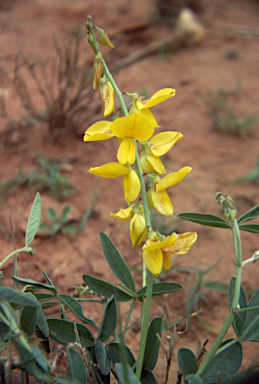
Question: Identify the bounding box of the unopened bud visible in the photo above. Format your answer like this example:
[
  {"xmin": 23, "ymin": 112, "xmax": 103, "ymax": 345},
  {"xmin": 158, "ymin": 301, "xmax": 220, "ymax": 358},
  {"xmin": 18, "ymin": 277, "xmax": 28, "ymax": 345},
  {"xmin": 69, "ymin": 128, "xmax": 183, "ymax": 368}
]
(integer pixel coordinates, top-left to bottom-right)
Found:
[
  {"xmin": 93, "ymin": 52, "xmax": 103, "ymax": 90},
  {"xmin": 88, "ymin": 33, "xmax": 98, "ymax": 54},
  {"xmin": 99, "ymin": 77, "xmax": 115, "ymax": 117},
  {"xmin": 253, "ymin": 250, "xmax": 259, "ymax": 264},
  {"xmin": 96, "ymin": 26, "xmax": 114, "ymax": 48}
]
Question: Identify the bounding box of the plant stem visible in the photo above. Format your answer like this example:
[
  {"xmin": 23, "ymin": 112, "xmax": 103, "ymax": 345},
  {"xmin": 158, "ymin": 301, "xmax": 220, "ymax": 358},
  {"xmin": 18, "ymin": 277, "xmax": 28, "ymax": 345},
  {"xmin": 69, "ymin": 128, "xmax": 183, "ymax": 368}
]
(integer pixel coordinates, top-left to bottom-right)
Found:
[
  {"xmin": 196, "ymin": 217, "xmax": 243, "ymax": 378},
  {"xmin": 135, "ymin": 269, "xmax": 153, "ymax": 379},
  {"xmin": 0, "ymin": 248, "xmax": 28, "ymax": 269}
]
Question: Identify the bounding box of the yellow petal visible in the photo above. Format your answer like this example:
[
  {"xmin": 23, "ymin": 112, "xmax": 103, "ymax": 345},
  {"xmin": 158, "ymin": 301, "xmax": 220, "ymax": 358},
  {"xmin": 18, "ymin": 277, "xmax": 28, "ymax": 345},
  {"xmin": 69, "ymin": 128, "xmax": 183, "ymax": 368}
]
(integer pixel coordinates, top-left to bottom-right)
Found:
[
  {"xmin": 136, "ymin": 88, "xmax": 175, "ymax": 110},
  {"xmin": 84, "ymin": 121, "xmax": 113, "ymax": 141},
  {"xmin": 150, "ymin": 132, "xmax": 183, "ymax": 157},
  {"xmin": 122, "ymin": 169, "xmax": 141, "ymax": 203},
  {"xmin": 156, "ymin": 167, "xmax": 192, "ymax": 192},
  {"xmin": 110, "ymin": 206, "xmax": 134, "ymax": 221},
  {"xmin": 110, "ymin": 113, "xmax": 154, "ymax": 141},
  {"xmin": 143, "ymin": 233, "xmax": 176, "ymax": 251},
  {"xmin": 162, "ymin": 252, "xmax": 172, "ymax": 270},
  {"xmin": 88, "ymin": 162, "xmax": 129, "ymax": 178},
  {"xmin": 117, "ymin": 137, "xmax": 136, "ymax": 165},
  {"xmin": 163, "ymin": 232, "xmax": 198, "ymax": 254},
  {"xmin": 130, "ymin": 213, "xmax": 147, "ymax": 247},
  {"xmin": 140, "ymin": 152, "xmax": 165, "ymax": 175},
  {"xmin": 143, "ymin": 248, "xmax": 163, "ymax": 276},
  {"xmin": 133, "ymin": 107, "xmax": 159, "ymax": 129},
  {"xmin": 150, "ymin": 188, "xmax": 173, "ymax": 216}
]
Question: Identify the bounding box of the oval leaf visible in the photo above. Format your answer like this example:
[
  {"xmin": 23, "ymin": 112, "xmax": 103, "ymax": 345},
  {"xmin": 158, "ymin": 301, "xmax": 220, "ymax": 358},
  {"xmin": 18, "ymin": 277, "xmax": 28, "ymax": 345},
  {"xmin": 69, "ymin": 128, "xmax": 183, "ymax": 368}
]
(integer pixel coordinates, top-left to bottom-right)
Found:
[
  {"xmin": 241, "ymin": 289, "xmax": 259, "ymax": 341},
  {"xmin": 143, "ymin": 317, "xmax": 163, "ymax": 371},
  {"xmin": 141, "ymin": 369, "xmax": 158, "ymax": 384},
  {"xmin": 239, "ymin": 224, "xmax": 259, "ymax": 233},
  {"xmin": 57, "ymin": 294, "xmax": 93, "ymax": 325},
  {"xmin": 201, "ymin": 341, "xmax": 242, "ymax": 383},
  {"xmin": 137, "ymin": 282, "xmax": 182, "ymax": 300},
  {"xmin": 12, "ymin": 276, "xmax": 57, "ymax": 296},
  {"xmin": 97, "ymin": 296, "xmax": 117, "ymax": 342},
  {"xmin": 25, "ymin": 192, "xmax": 41, "ymax": 247},
  {"xmin": 67, "ymin": 347, "xmax": 87, "ymax": 384},
  {"xmin": 48, "ymin": 319, "xmax": 94, "ymax": 347},
  {"xmin": 107, "ymin": 342, "xmax": 135, "ymax": 367},
  {"xmin": 0, "ymin": 287, "xmax": 40, "ymax": 308},
  {"xmin": 21, "ymin": 306, "xmax": 37, "ymax": 336},
  {"xmin": 83, "ymin": 275, "xmax": 133, "ymax": 302},
  {"xmin": 95, "ymin": 340, "xmax": 111, "ymax": 376},
  {"xmin": 99, "ymin": 232, "xmax": 135, "ymax": 292},
  {"xmin": 237, "ymin": 204, "xmax": 259, "ymax": 224},
  {"xmin": 178, "ymin": 213, "xmax": 231, "ymax": 229},
  {"xmin": 177, "ymin": 348, "xmax": 198, "ymax": 377},
  {"xmin": 115, "ymin": 363, "xmax": 141, "ymax": 384}
]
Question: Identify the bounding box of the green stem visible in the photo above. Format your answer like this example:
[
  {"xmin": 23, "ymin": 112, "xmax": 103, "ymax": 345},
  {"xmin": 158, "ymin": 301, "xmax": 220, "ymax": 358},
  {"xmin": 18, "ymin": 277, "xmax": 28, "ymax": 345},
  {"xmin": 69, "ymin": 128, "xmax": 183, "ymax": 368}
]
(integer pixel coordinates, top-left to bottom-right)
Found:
[
  {"xmin": 88, "ymin": 20, "xmax": 154, "ymax": 379},
  {"xmin": 0, "ymin": 248, "xmax": 27, "ymax": 269},
  {"xmin": 196, "ymin": 217, "xmax": 243, "ymax": 378},
  {"xmin": 135, "ymin": 270, "xmax": 153, "ymax": 379}
]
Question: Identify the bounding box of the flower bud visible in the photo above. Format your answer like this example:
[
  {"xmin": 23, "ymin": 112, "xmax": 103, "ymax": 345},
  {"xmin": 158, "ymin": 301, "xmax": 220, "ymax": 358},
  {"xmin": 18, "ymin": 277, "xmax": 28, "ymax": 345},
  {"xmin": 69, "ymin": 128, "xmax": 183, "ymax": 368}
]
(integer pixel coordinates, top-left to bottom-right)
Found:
[
  {"xmin": 99, "ymin": 77, "xmax": 115, "ymax": 117},
  {"xmin": 88, "ymin": 33, "xmax": 98, "ymax": 54},
  {"xmin": 96, "ymin": 26, "xmax": 114, "ymax": 48},
  {"xmin": 130, "ymin": 212, "xmax": 147, "ymax": 248},
  {"xmin": 93, "ymin": 52, "xmax": 103, "ymax": 90}
]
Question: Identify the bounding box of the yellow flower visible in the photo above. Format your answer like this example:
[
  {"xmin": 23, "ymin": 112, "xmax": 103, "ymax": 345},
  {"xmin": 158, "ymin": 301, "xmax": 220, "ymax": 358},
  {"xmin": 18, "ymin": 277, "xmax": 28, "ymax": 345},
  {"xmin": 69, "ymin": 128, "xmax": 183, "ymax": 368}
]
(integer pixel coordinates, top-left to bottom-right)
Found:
[
  {"xmin": 111, "ymin": 204, "xmax": 147, "ymax": 247},
  {"xmin": 99, "ymin": 77, "xmax": 115, "ymax": 117},
  {"xmin": 140, "ymin": 131, "xmax": 183, "ymax": 175},
  {"xmin": 88, "ymin": 163, "xmax": 140, "ymax": 203},
  {"xmin": 110, "ymin": 113, "xmax": 155, "ymax": 142},
  {"xmin": 136, "ymin": 88, "xmax": 175, "ymax": 110},
  {"xmin": 83, "ymin": 121, "xmax": 113, "ymax": 141},
  {"xmin": 142, "ymin": 231, "xmax": 197, "ymax": 275},
  {"xmin": 147, "ymin": 167, "xmax": 192, "ymax": 216}
]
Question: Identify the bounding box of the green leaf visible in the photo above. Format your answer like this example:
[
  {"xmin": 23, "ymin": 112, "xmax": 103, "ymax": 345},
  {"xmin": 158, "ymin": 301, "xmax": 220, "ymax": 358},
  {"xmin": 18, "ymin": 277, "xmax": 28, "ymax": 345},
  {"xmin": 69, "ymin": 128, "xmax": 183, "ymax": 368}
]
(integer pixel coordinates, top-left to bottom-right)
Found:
[
  {"xmin": 61, "ymin": 205, "xmax": 71, "ymax": 221},
  {"xmin": 228, "ymin": 277, "xmax": 247, "ymax": 336},
  {"xmin": 12, "ymin": 276, "xmax": 57, "ymax": 295},
  {"xmin": 83, "ymin": 275, "xmax": 133, "ymax": 302},
  {"xmin": 201, "ymin": 341, "xmax": 242, "ymax": 383},
  {"xmin": 41, "ymin": 270, "xmax": 56, "ymax": 288},
  {"xmin": 35, "ymin": 326, "xmax": 50, "ymax": 354},
  {"xmin": 240, "ymin": 314, "xmax": 259, "ymax": 341},
  {"xmin": 25, "ymin": 192, "xmax": 41, "ymax": 247},
  {"xmin": 141, "ymin": 369, "xmax": 158, "ymax": 384},
  {"xmin": 36, "ymin": 306, "xmax": 49, "ymax": 338},
  {"xmin": 95, "ymin": 340, "xmax": 111, "ymax": 375},
  {"xmin": 185, "ymin": 375, "xmax": 203, "ymax": 384},
  {"xmin": 239, "ymin": 223, "xmax": 259, "ymax": 233},
  {"xmin": 202, "ymin": 281, "xmax": 229, "ymax": 293},
  {"xmin": 177, "ymin": 348, "xmax": 198, "ymax": 377},
  {"xmin": 240, "ymin": 289, "xmax": 259, "ymax": 341},
  {"xmin": 48, "ymin": 319, "xmax": 94, "ymax": 347},
  {"xmin": 99, "ymin": 232, "xmax": 135, "ymax": 292},
  {"xmin": 0, "ymin": 287, "xmax": 40, "ymax": 308},
  {"xmin": 47, "ymin": 207, "xmax": 56, "ymax": 221},
  {"xmin": 57, "ymin": 294, "xmax": 93, "ymax": 325},
  {"xmin": 143, "ymin": 317, "xmax": 163, "ymax": 371},
  {"xmin": 97, "ymin": 296, "xmax": 117, "ymax": 342},
  {"xmin": 67, "ymin": 347, "xmax": 87, "ymax": 384},
  {"xmin": 107, "ymin": 342, "xmax": 135, "ymax": 367},
  {"xmin": 237, "ymin": 204, "xmax": 259, "ymax": 224},
  {"xmin": 137, "ymin": 282, "xmax": 182, "ymax": 300},
  {"xmin": 21, "ymin": 306, "xmax": 37, "ymax": 336},
  {"xmin": 34, "ymin": 292, "xmax": 56, "ymax": 302},
  {"xmin": 62, "ymin": 223, "xmax": 76, "ymax": 234},
  {"xmin": 178, "ymin": 213, "xmax": 231, "ymax": 229},
  {"xmin": 115, "ymin": 363, "xmax": 141, "ymax": 384},
  {"xmin": 32, "ymin": 344, "xmax": 49, "ymax": 373}
]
